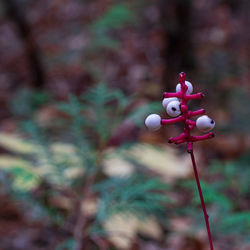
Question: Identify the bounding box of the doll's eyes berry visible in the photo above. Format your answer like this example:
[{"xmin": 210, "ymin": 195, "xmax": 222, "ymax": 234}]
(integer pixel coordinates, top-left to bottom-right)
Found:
[
  {"xmin": 145, "ymin": 114, "xmax": 162, "ymax": 131},
  {"xmin": 162, "ymin": 97, "xmax": 178, "ymax": 108},
  {"xmin": 176, "ymin": 81, "xmax": 193, "ymax": 94},
  {"xmin": 167, "ymin": 100, "xmax": 181, "ymax": 117},
  {"xmin": 196, "ymin": 115, "xmax": 215, "ymax": 132}
]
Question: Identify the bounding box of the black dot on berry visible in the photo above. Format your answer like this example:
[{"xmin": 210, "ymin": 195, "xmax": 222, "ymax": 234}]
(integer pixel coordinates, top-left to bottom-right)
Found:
[
  {"xmin": 211, "ymin": 120, "xmax": 214, "ymax": 124},
  {"xmin": 172, "ymin": 107, "xmax": 176, "ymax": 111}
]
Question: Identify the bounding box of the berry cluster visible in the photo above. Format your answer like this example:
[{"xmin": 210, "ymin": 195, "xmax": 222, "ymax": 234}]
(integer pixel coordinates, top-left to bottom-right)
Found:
[
  {"xmin": 145, "ymin": 72, "xmax": 215, "ymax": 152},
  {"xmin": 145, "ymin": 72, "xmax": 215, "ymax": 249}
]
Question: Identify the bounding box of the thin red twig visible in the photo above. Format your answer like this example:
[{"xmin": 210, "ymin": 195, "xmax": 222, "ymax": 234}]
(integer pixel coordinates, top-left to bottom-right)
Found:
[{"xmin": 189, "ymin": 150, "xmax": 214, "ymax": 250}]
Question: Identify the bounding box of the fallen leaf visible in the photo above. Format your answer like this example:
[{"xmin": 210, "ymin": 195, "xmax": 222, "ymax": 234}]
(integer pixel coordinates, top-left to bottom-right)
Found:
[
  {"xmin": 103, "ymin": 214, "xmax": 138, "ymax": 249},
  {"xmin": 0, "ymin": 133, "xmax": 39, "ymax": 154},
  {"xmin": 130, "ymin": 144, "xmax": 192, "ymax": 181},
  {"xmin": 103, "ymin": 214, "xmax": 162, "ymax": 249},
  {"xmin": 81, "ymin": 199, "xmax": 98, "ymax": 216},
  {"xmin": 103, "ymin": 155, "xmax": 135, "ymax": 177}
]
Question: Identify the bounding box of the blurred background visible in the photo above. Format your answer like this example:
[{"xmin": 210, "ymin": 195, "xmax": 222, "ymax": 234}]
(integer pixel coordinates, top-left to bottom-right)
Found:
[{"xmin": 0, "ymin": 0, "xmax": 249, "ymax": 249}]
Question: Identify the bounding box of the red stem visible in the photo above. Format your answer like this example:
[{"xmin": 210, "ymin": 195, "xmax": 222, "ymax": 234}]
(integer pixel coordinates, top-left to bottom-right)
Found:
[
  {"xmin": 160, "ymin": 72, "xmax": 215, "ymax": 248},
  {"xmin": 175, "ymin": 138, "xmax": 186, "ymax": 144},
  {"xmin": 163, "ymin": 92, "xmax": 181, "ymax": 98},
  {"xmin": 188, "ymin": 109, "xmax": 206, "ymax": 117},
  {"xmin": 185, "ymin": 93, "xmax": 204, "ymax": 100},
  {"xmin": 186, "ymin": 119, "xmax": 196, "ymax": 126},
  {"xmin": 189, "ymin": 150, "xmax": 214, "ymax": 250},
  {"xmin": 179, "ymin": 72, "xmax": 214, "ymax": 249},
  {"xmin": 168, "ymin": 133, "xmax": 186, "ymax": 143},
  {"xmin": 191, "ymin": 132, "xmax": 214, "ymax": 142},
  {"xmin": 161, "ymin": 116, "xmax": 184, "ymax": 125}
]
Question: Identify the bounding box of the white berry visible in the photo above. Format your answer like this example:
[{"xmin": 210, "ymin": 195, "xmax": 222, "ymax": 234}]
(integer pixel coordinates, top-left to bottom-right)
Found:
[
  {"xmin": 196, "ymin": 115, "xmax": 215, "ymax": 132},
  {"xmin": 166, "ymin": 100, "xmax": 181, "ymax": 117},
  {"xmin": 145, "ymin": 114, "xmax": 162, "ymax": 131},
  {"xmin": 176, "ymin": 81, "xmax": 193, "ymax": 94},
  {"xmin": 162, "ymin": 97, "xmax": 178, "ymax": 108}
]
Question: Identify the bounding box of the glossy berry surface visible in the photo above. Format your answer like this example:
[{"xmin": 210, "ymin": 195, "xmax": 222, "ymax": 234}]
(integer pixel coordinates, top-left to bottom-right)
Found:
[
  {"xmin": 145, "ymin": 114, "xmax": 161, "ymax": 131},
  {"xmin": 166, "ymin": 100, "xmax": 181, "ymax": 117},
  {"xmin": 176, "ymin": 81, "xmax": 193, "ymax": 94},
  {"xmin": 162, "ymin": 97, "xmax": 178, "ymax": 108},
  {"xmin": 196, "ymin": 115, "xmax": 215, "ymax": 132}
]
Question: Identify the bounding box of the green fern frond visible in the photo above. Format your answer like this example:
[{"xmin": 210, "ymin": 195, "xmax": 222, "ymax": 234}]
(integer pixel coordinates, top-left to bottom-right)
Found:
[
  {"xmin": 127, "ymin": 102, "xmax": 162, "ymax": 126},
  {"xmin": 180, "ymin": 179, "xmax": 233, "ymax": 211},
  {"xmin": 94, "ymin": 175, "xmax": 170, "ymax": 222},
  {"xmin": 91, "ymin": 4, "xmax": 135, "ymax": 34},
  {"xmin": 220, "ymin": 212, "xmax": 250, "ymax": 234}
]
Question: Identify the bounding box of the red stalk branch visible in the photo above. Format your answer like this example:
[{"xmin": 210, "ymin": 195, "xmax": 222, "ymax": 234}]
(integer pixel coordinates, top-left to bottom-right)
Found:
[
  {"xmin": 191, "ymin": 132, "xmax": 214, "ymax": 142},
  {"xmin": 188, "ymin": 109, "xmax": 206, "ymax": 117},
  {"xmin": 163, "ymin": 92, "xmax": 181, "ymax": 98},
  {"xmin": 186, "ymin": 119, "xmax": 196, "ymax": 126},
  {"xmin": 185, "ymin": 93, "xmax": 204, "ymax": 100},
  {"xmin": 161, "ymin": 116, "xmax": 184, "ymax": 125}
]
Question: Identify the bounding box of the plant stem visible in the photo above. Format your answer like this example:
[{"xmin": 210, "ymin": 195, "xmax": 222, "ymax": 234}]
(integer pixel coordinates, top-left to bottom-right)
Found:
[
  {"xmin": 189, "ymin": 150, "xmax": 214, "ymax": 250},
  {"xmin": 73, "ymin": 144, "xmax": 105, "ymax": 250},
  {"xmin": 73, "ymin": 181, "xmax": 91, "ymax": 250},
  {"xmin": 162, "ymin": 72, "xmax": 215, "ymax": 248}
]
